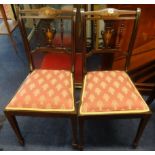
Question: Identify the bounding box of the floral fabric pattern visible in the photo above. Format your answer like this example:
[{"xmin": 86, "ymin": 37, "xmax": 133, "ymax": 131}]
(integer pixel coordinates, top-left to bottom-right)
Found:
[
  {"xmin": 80, "ymin": 71, "xmax": 149, "ymax": 115},
  {"xmin": 6, "ymin": 69, "xmax": 74, "ymax": 112}
]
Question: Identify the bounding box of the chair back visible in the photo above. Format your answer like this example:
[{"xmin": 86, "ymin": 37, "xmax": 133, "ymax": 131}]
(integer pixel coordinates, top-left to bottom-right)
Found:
[
  {"xmin": 81, "ymin": 8, "xmax": 141, "ymax": 75},
  {"xmin": 18, "ymin": 6, "xmax": 76, "ymax": 73}
]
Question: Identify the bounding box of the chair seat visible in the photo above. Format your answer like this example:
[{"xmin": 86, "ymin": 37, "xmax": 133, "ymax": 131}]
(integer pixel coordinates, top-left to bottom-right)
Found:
[
  {"xmin": 80, "ymin": 71, "xmax": 150, "ymax": 115},
  {"xmin": 5, "ymin": 69, "xmax": 75, "ymax": 112}
]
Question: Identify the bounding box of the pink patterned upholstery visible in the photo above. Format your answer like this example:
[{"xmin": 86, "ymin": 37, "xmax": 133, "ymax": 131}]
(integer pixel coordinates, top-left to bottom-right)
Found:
[
  {"xmin": 6, "ymin": 69, "xmax": 74, "ymax": 112},
  {"xmin": 80, "ymin": 71, "xmax": 150, "ymax": 115}
]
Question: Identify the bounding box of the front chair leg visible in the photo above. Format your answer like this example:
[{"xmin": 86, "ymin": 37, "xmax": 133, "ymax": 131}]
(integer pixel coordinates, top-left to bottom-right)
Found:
[
  {"xmin": 78, "ymin": 117, "xmax": 84, "ymax": 151},
  {"xmin": 70, "ymin": 116, "xmax": 78, "ymax": 149},
  {"xmin": 132, "ymin": 114, "xmax": 151, "ymax": 148},
  {"xmin": 4, "ymin": 112, "xmax": 24, "ymax": 145}
]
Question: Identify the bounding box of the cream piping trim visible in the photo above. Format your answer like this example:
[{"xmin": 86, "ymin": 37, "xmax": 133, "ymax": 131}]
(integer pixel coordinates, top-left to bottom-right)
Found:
[
  {"xmin": 80, "ymin": 75, "xmax": 87, "ymax": 113},
  {"xmin": 5, "ymin": 108, "xmax": 75, "ymax": 112},
  {"xmin": 79, "ymin": 109, "xmax": 150, "ymax": 116}
]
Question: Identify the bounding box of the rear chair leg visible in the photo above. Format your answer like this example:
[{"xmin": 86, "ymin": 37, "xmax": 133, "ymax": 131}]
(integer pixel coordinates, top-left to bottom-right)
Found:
[
  {"xmin": 78, "ymin": 117, "xmax": 84, "ymax": 151},
  {"xmin": 133, "ymin": 114, "xmax": 151, "ymax": 148},
  {"xmin": 71, "ymin": 116, "xmax": 78, "ymax": 149},
  {"xmin": 5, "ymin": 112, "xmax": 24, "ymax": 145}
]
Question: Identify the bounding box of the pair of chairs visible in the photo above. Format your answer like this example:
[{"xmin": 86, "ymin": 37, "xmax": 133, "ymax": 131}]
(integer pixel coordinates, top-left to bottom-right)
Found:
[{"xmin": 4, "ymin": 7, "xmax": 151, "ymax": 150}]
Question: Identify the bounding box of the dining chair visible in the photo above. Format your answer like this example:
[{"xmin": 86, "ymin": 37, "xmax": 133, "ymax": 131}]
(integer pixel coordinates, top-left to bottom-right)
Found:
[
  {"xmin": 4, "ymin": 6, "xmax": 78, "ymax": 148},
  {"xmin": 78, "ymin": 8, "xmax": 152, "ymax": 150}
]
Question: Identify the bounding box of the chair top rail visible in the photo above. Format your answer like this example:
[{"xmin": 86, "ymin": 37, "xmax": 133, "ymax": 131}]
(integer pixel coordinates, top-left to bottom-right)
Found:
[
  {"xmin": 19, "ymin": 7, "xmax": 76, "ymax": 19},
  {"xmin": 84, "ymin": 8, "xmax": 138, "ymax": 17}
]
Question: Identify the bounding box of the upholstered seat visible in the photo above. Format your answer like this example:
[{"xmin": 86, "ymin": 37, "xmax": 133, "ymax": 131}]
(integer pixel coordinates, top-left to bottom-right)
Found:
[
  {"xmin": 6, "ymin": 69, "xmax": 74, "ymax": 112},
  {"xmin": 80, "ymin": 71, "xmax": 150, "ymax": 115}
]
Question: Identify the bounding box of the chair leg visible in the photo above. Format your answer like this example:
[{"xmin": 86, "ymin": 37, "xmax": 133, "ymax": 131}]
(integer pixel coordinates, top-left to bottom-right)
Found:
[
  {"xmin": 78, "ymin": 117, "xmax": 84, "ymax": 151},
  {"xmin": 70, "ymin": 116, "xmax": 78, "ymax": 149},
  {"xmin": 132, "ymin": 114, "xmax": 151, "ymax": 148},
  {"xmin": 5, "ymin": 112, "xmax": 24, "ymax": 145}
]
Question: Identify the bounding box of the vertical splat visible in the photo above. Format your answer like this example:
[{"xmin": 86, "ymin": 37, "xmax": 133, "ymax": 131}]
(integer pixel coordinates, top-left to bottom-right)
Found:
[{"xmin": 115, "ymin": 23, "xmax": 125, "ymax": 49}]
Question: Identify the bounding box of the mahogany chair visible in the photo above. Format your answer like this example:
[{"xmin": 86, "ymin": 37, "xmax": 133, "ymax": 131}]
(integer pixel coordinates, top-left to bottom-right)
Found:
[
  {"xmin": 78, "ymin": 8, "xmax": 152, "ymax": 150},
  {"xmin": 4, "ymin": 7, "xmax": 78, "ymax": 148}
]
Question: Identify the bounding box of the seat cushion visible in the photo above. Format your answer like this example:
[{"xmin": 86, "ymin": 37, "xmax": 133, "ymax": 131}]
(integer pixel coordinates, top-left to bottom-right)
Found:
[
  {"xmin": 5, "ymin": 69, "xmax": 75, "ymax": 112},
  {"xmin": 80, "ymin": 71, "xmax": 150, "ymax": 115}
]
